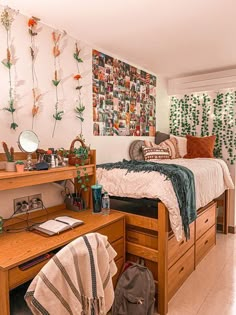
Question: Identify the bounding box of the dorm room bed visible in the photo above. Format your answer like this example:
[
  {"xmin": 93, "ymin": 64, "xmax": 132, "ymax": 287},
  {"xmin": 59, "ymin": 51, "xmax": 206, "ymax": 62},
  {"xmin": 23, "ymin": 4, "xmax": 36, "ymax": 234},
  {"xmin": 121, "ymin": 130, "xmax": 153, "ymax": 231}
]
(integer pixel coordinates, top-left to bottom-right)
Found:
[{"xmin": 97, "ymin": 137, "xmax": 234, "ymax": 315}]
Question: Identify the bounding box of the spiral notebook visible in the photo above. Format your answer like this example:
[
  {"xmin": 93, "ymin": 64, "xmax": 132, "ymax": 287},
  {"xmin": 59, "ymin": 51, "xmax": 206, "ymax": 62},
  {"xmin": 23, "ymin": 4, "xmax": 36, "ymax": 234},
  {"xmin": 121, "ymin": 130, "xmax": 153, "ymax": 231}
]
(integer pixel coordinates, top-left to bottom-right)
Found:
[{"xmin": 34, "ymin": 216, "xmax": 84, "ymax": 236}]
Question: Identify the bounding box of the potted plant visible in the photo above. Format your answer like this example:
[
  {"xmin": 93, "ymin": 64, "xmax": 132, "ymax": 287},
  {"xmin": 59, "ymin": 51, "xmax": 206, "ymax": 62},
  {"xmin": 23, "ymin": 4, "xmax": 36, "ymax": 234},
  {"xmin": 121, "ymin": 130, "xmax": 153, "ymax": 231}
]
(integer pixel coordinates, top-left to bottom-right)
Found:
[
  {"xmin": 15, "ymin": 160, "xmax": 25, "ymax": 173},
  {"xmin": 74, "ymin": 145, "xmax": 90, "ymax": 193},
  {"xmin": 2, "ymin": 141, "xmax": 15, "ymax": 171},
  {"xmin": 68, "ymin": 137, "xmax": 90, "ymax": 207}
]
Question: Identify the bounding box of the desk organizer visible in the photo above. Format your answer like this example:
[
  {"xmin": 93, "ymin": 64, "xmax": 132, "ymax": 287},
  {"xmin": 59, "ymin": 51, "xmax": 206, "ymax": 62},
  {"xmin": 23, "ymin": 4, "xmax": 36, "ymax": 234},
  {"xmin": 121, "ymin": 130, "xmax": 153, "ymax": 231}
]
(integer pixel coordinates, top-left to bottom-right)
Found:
[{"xmin": 64, "ymin": 194, "xmax": 86, "ymax": 212}]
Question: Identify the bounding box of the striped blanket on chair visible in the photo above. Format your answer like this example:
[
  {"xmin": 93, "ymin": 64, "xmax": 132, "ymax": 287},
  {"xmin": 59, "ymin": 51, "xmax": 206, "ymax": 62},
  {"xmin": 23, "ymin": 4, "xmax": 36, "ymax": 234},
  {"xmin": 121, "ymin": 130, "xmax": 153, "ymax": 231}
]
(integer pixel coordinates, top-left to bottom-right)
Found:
[{"xmin": 25, "ymin": 233, "xmax": 117, "ymax": 315}]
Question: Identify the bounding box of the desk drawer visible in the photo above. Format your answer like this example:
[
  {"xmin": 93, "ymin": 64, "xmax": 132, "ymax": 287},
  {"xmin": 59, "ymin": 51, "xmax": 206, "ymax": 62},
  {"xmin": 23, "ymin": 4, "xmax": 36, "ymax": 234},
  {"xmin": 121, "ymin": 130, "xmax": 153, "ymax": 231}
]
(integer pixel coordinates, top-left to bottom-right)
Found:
[
  {"xmin": 196, "ymin": 203, "xmax": 216, "ymax": 240},
  {"xmin": 112, "ymin": 257, "xmax": 124, "ymax": 288},
  {"xmin": 127, "ymin": 227, "xmax": 158, "ymax": 250},
  {"xmin": 168, "ymin": 246, "xmax": 194, "ymax": 300},
  {"xmin": 112, "ymin": 237, "xmax": 124, "ymax": 261},
  {"xmin": 168, "ymin": 222, "xmax": 194, "ymax": 269},
  {"xmin": 9, "ymin": 258, "xmax": 51, "ymax": 290},
  {"xmin": 97, "ymin": 219, "xmax": 124, "ymax": 243},
  {"xmin": 196, "ymin": 225, "xmax": 216, "ymax": 266}
]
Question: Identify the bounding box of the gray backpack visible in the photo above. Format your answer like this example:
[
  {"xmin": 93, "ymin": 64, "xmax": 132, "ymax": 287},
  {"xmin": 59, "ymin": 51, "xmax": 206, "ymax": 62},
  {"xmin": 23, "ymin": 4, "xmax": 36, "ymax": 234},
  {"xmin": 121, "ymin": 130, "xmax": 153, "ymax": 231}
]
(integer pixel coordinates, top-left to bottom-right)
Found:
[{"xmin": 112, "ymin": 261, "xmax": 156, "ymax": 315}]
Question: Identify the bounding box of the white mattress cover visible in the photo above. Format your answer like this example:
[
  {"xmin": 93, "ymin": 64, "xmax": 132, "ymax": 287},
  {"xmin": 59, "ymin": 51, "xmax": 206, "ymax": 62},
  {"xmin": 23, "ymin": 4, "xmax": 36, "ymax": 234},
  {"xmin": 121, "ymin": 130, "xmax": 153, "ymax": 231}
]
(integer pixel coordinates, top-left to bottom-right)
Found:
[{"xmin": 97, "ymin": 158, "xmax": 234, "ymax": 241}]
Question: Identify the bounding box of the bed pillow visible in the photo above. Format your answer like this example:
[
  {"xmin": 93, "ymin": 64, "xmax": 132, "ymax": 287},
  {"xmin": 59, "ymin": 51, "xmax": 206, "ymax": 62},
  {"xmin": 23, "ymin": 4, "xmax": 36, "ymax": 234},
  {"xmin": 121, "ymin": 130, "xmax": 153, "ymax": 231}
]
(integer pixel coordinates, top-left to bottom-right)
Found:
[
  {"xmin": 155, "ymin": 131, "xmax": 170, "ymax": 145},
  {"xmin": 142, "ymin": 146, "xmax": 171, "ymax": 161},
  {"xmin": 170, "ymin": 134, "xmax": 187, "ymax": 158},
  {"xmin": 144, "ymin": 138, "xmax": 180, "ymax": 159},
  {"xmin": 184, "ymin": 135, "xmax": 216, "ymax": 158},
  {"xmin": 129, "ymin": 140, "xmax": 145, "ymax": 160}
]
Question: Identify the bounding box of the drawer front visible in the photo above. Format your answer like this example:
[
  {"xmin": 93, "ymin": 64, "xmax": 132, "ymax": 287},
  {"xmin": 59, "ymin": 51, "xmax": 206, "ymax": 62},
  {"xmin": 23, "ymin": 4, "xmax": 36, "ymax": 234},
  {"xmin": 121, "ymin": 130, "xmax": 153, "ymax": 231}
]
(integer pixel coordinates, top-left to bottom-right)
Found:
[
  {"xmin": 112, "ymin": 237, "xmax": 124, "ymax": 261},
  {"xmin": 196, "ymin": 225, "xmax": 216, "ymax": 266},
  {"xmin": 112, "ymin": 257, "xmax": 124, "ymax": 288},
  {"xmin": 168, "ymin": 222, "xmax": 195, "ymax": 269},
  {"xmin": 126, "ymin": 228, "xmax": 158, "ymax": 250},
  {"xmin": 97, "ymin": 219, "xmax": 124, "ymax": 243},
  {"xmin": 196, "ymin": 203, "xmax": 216, "ymax": 240},
  {"xmin": 9, "ymin": 258, "xmax": 51, "ymax": 290},
  {"xmin": 168, "ymin": 246, "xmax": 194, "ymax": 300}
]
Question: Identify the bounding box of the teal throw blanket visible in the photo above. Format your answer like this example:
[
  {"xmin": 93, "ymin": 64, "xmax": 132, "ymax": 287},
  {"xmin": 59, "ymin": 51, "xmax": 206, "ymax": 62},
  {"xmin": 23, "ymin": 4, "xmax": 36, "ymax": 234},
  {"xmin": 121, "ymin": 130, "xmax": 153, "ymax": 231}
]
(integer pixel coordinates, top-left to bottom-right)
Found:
[{"xmin": 97, "ymin": 159, "xmax": 196, "ymax": 239}]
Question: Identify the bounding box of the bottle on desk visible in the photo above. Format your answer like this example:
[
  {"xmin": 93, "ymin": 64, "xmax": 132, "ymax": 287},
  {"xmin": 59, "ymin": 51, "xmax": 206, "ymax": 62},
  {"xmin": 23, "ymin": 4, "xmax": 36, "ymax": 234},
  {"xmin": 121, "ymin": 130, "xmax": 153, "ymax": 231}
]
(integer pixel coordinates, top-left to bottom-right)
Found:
[{"xmin": 102, "ymin": 192, "xmax": 110, "ymax": 215}]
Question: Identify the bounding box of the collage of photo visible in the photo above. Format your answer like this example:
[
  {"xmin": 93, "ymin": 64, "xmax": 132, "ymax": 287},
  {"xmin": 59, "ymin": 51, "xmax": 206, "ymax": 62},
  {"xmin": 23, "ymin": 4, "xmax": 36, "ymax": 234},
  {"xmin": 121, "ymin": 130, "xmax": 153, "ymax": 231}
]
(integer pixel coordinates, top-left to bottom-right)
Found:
[{"xmin": 92, "ymin": 50, "xmax": 156, "ymax": 136}]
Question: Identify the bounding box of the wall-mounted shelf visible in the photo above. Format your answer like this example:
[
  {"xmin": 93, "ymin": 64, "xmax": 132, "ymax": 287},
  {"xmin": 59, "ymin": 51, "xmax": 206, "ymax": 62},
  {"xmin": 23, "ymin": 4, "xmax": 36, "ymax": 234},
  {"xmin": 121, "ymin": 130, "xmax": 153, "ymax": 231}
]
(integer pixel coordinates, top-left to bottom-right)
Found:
[{"xmin": 0, "ymin": 150, "xmax": 96, "ymax": 192}]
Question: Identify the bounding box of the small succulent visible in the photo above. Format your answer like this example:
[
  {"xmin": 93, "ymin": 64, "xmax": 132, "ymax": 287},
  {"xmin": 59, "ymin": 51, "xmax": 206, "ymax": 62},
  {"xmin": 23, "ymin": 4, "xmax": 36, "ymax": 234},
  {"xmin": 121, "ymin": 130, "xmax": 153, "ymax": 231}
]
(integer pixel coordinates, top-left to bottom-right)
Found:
[{"xmin": 15, "ymin": 160, "xmax": 24, "ymax": 165}]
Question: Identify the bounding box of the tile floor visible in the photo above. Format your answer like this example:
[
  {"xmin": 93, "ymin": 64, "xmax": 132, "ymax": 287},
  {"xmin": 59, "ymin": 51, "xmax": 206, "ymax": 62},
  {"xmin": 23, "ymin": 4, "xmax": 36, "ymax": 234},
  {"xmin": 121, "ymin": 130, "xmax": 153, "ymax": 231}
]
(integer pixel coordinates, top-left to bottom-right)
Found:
[{"xmin": 158, "ymin": 233, "xmax": 236, "ymax": 315}]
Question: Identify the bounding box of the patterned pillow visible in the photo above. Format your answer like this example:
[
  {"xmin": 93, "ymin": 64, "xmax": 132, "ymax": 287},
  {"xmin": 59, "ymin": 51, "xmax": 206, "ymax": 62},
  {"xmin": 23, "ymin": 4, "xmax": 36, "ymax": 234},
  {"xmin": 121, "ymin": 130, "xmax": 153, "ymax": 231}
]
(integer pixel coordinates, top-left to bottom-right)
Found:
[
  {"xmin": 142, "ymin": 146, "xmax": 171, "ymax": 161},
  {"xmin": 144, "ymin": 138, "xmax": 180, "ymax": 159}
]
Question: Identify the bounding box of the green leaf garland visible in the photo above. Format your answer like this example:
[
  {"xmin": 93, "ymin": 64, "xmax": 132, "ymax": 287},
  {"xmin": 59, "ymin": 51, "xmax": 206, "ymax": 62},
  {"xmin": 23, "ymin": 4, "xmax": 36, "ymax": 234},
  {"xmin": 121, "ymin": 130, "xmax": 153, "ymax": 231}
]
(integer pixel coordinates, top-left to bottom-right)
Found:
[{"xmin": 170, "ymin": 91, "xmax": 236, "ymax": 164}]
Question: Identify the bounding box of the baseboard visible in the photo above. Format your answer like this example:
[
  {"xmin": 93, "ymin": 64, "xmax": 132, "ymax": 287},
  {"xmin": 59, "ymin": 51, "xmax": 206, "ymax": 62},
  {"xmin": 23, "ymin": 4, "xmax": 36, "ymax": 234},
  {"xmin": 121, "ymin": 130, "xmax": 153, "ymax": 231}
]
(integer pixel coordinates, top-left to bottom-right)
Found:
[{"xmin": 228, "ymin": 226, "xmax": 236, "ymax": 234}]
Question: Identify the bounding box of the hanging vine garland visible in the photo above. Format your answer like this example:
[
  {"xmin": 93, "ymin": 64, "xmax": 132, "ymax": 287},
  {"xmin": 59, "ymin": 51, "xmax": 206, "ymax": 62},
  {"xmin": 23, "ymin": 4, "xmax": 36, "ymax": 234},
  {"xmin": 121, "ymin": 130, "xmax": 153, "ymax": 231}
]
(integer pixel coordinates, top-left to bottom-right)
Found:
[
  {"xmin": 28, "ymin": 16, "xmax": 41, "ymax": 130},
  {"xmin": 51, "ymin": 30, "xmax": 65, "ymax": 137},
  {"xmin": 169, "ymin": 91, "xmax": 236, "ymax": 164},
  {"xmin": 1, "ymin": 7, "xmax": 18, "ymax": 130},
  {"xmin": 73, "ymin": 42, "xmax": 85, "ymax": 140},
  {"xmin": 200, "ymin": 93, "xmax": 211, "ymax": 137}
]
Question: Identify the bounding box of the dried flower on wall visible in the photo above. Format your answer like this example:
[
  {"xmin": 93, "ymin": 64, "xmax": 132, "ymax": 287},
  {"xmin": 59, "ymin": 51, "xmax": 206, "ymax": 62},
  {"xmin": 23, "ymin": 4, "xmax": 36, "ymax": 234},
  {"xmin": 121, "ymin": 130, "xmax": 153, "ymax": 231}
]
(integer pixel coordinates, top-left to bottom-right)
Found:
[
  {"xmin": 52, "ymin": 30, "xmax": 66, "ymax": 137},
  {"xmin": 28, "ymin": 16, "xmax": 42, "ymax": 130},
  {"xmin": 73, "ymin": 43, "xmax": 85, "ymax": 139},
  {"xmin": 1, "ymin": 7, "xmax": 18, "ymax": 130}
]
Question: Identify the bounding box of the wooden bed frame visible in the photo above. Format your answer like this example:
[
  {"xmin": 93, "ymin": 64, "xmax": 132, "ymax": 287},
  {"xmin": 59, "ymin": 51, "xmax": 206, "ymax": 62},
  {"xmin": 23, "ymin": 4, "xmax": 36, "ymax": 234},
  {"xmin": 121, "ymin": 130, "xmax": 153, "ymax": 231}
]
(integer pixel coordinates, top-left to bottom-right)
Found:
[{"xmin": 114, "ymin": 191, "xmax": 229, "ymax": 315}]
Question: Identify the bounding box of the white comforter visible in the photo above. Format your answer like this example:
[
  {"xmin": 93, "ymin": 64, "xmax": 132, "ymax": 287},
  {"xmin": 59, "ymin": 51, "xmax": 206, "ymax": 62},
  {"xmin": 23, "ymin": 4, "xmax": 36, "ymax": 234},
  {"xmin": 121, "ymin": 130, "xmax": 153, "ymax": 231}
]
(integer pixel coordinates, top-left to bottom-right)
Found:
[{"xmin": 97, "ymin": 159, "xmax": 234, "ymax": 241}]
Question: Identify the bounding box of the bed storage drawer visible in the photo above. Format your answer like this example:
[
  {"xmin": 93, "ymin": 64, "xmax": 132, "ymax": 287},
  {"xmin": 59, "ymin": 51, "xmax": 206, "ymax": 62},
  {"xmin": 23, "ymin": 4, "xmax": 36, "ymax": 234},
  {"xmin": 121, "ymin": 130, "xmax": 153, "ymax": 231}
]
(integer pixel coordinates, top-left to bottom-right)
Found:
[
  {"xmin": 127, "ymin": 227, "xmax": 158, "ymax": 250},
  {"xmin": 196, "ymin": 225, "xmax": 216, "ymax": 266},
  {"xmin": 168, "ymin": 246, "xmax": 194, "ymax": 300},
  {"xmin": 196, "ymin": 203, "xmax": 216, "ymax": 240},
  {"xmin": 168, "ymin": 222, "xmax": 195, "ymax": 269}
]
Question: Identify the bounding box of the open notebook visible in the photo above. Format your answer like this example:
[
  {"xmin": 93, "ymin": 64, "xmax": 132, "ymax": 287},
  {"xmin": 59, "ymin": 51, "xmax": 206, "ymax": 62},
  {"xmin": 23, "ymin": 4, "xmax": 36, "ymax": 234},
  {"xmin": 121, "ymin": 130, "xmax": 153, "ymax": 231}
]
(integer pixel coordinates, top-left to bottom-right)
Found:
[{"xmin": 34, "ymin": 216, "xmax": 84, "ymax": 236}]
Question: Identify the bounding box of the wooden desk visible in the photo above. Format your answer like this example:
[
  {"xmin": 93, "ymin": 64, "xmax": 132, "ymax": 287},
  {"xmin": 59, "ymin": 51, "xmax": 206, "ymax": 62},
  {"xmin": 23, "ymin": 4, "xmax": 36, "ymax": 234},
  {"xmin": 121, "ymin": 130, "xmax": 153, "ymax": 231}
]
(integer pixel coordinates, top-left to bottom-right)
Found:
[{"xmin": 0, "ymin": 207, "xmax": 125, "ymax": 315}]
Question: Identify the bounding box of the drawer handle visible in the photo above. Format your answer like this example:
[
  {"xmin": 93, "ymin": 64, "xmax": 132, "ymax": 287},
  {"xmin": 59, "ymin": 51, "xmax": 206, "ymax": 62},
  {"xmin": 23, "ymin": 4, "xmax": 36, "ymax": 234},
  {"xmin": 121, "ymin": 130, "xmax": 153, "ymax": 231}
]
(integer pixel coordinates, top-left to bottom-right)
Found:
[
  {"xmin": 179, "ymin": 240, "xmax": 185, "ymax": 246},
  {"xmin": 204, "ymin": 240, "xmax": 209, "ymax": 245},
  {"xmin": 205, "ymin": 219, "xmax": 209, "ymax": 224},
  {"xmin": 179, "ymin": 266, "xmax": 184, "ymax": 274},
  {"xmin": 127, "ymin": 236, "xmax": 139, "ymax": 242}
]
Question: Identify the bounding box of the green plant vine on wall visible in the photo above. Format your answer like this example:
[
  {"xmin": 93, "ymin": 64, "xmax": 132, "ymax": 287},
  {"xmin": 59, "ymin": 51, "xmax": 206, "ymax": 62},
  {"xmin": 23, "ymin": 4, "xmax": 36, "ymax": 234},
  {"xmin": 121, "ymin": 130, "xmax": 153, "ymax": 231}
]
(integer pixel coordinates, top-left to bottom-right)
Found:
[
  {"xmin": 170, "ymin": 90, "xmax": 236, "ymax": 164},
  {"xmin": 1, "ymin": 7, "xmax": 18, "ymax": 130}
]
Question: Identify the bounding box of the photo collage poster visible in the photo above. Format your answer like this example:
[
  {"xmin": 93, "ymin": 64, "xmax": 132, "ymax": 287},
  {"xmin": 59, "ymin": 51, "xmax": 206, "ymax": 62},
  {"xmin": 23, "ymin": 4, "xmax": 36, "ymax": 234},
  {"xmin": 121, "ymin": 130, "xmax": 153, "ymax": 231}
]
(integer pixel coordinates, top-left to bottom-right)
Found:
[{"xmin": 92, "ymin": 50, "xmax": 156, "ymax": 136}]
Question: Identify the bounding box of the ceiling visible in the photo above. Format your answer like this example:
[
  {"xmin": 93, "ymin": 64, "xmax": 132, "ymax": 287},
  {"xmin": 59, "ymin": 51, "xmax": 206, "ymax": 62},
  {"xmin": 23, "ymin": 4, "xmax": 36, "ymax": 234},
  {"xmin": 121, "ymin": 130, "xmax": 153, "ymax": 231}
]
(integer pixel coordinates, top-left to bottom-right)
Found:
[{"xmin": 2, "ymin": 0, "xmax": 236, "ymax": 78}]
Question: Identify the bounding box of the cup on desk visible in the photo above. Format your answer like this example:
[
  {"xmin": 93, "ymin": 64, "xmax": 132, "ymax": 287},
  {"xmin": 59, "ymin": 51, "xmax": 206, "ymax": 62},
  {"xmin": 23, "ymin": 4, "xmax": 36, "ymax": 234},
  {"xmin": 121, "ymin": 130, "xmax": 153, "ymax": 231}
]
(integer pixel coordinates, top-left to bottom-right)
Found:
[{"xmin": 91, "ymin": 184, "xmax": 102, "ymax": 213}]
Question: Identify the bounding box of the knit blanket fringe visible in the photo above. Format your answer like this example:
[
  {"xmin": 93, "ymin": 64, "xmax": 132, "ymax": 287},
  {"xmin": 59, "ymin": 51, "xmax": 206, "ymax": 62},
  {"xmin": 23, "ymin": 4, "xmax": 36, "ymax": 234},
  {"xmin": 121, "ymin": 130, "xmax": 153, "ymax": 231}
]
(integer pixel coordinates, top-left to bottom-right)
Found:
[
  {"xmin": 97, "ymin": 159, "xmax": 197, "ymax": 239},
  {"xmin": 81, "ymin": 296, "xmax": 105, "ymax": 315}
]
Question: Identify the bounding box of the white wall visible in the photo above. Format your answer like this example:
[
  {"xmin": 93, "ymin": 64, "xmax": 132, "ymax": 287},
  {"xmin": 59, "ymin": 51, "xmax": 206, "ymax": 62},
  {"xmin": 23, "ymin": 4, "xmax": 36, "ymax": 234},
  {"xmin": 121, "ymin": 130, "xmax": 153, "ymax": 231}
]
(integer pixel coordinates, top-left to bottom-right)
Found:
[{"xmin": 0, "ymin": 9, "xmax": 169, "ymax": 218}]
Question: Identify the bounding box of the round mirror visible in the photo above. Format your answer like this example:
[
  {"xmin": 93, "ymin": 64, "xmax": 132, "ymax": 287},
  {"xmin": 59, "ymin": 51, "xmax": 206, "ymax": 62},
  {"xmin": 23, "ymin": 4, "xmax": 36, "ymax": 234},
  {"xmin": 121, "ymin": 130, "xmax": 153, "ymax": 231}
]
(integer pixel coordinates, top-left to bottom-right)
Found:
[{"xmin": 18, "ymin": 130, "xmax": 39, "ymax": 153}]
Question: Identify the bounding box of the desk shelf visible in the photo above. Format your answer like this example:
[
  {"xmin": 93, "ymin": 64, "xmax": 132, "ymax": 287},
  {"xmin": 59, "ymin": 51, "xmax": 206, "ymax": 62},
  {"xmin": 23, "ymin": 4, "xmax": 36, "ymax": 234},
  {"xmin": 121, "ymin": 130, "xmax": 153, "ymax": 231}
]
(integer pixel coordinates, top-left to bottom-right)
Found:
[{"xmin": 0, "ymin": 150, "xmax": 96, "ymax": 191}]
